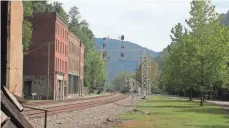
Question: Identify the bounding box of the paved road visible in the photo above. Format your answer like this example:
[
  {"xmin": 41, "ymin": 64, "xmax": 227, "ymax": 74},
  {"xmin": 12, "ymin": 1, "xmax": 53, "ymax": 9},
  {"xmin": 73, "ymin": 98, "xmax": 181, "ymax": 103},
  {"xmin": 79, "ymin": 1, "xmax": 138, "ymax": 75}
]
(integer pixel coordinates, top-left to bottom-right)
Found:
[
  {"xmin": 155, "ymin": 94, "xmax": 229, "ymax": 110},
  {"xmin": 206, "ymin": 100, "xmax": 229, "ymax": 110}
]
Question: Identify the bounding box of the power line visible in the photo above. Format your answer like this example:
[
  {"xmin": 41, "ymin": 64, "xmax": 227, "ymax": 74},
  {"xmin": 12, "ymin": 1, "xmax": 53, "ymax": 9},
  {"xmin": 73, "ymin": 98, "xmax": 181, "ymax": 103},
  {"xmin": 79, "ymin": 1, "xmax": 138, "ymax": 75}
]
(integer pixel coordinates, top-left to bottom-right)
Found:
[{"xmin": 25, "ymin": 42, "xmax": 54, "ymax": 55}]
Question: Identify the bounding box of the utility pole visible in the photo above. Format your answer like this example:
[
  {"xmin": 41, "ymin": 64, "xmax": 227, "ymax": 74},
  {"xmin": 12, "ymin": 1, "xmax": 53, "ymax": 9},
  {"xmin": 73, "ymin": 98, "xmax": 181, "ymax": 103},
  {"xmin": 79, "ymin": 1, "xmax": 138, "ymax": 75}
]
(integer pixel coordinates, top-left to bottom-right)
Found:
[{"xmin": 47, "ymin": 42, "xmax": 50, "ymax": 100}]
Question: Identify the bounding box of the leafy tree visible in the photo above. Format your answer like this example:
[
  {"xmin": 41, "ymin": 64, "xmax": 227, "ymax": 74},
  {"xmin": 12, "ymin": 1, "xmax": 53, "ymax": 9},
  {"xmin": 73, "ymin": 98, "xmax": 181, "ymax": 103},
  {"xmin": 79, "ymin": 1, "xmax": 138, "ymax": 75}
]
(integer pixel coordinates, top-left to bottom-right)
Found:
[
  {"xmin": 84, "ymin": 50, "xmax": 106, "ymax": 89},
  {"xmin": 111, "ymin": 72, "xmax": 134, "ymax": 91},
  {"xmin": 185, "ymin": 0, "xmax": 229, "ymax": 106},
  {"xmin": 160, "ymin": 0, "xmax": 229, "ymax": 106},
  {"xmin": 22, "ymin": 1, "xmax": 33, "ymax": 52},
  {"xmin": 32, "ymin": 1, "xmax": 47, "ymax": 12}
]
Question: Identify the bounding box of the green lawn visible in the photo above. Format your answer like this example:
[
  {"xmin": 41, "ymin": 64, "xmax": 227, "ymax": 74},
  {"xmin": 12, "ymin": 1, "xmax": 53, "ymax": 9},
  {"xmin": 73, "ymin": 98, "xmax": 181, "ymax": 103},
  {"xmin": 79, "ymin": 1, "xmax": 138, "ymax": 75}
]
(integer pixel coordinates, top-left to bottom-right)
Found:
[{"xmin": 118, "ymin": 96, "xmax": 229, "ymax": 128}]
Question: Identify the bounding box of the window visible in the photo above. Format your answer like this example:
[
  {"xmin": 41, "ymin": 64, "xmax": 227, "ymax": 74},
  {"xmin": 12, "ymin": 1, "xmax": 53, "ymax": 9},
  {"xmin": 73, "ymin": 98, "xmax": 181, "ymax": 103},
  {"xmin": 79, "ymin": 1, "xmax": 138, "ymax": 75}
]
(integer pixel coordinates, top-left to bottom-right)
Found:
[
  {"xmin": 56, "ymin": 58, "xmax": 58, "ymax": 70},
  {"xmin": 60, "ymin": 26, "xmax": 62, "ymax": 37},
  {"xmin": 65, "ymin": 61, "xmax": 67, "ymax": 72},
  {"xmin": 69, "ymin": 42, "xmax": 71, "ymax": 53},
  {"xmin": 55, "ymin": 39, "xmax": 57, "ymax": 52},
  {"xmin": 55, "ymin": 58, "xmax": 57, "ymax": 70},
  {"xmin": 62, "ymin": 61, "xmax": 64, "ymax": 72},
  {"xmin": 64, "ymin": 29, "xmax": 66, "ymax": 40},
  {"xmin": 65, "ymin": 45, "xmax": 67, "ymax": 56},
  {"xmin": 60, "ymin": 42, "xmax": 62, "ymax": 54},
  {"xmin": 66, "ymin": 31, "xmax": 68, "ymax": 40},
  {"xmin": 63, "ymin": 30, "xmax": 65, "ymax": 40},
  {"xmin": 56, "ymin": 24, "xmax": 58, "ymax": 35},
  {"xmin": 59, "ymin": 59, "xmax": 61, "ymax": 71},
  {"xmin": 62, "ymin": 27, "xmax": 63, "ymax": 38},
  {"xmin": 62, "ymin": 42, "xmax": 64, "ymax": 54},
  {"xmin": 57, "ymin": 41, "xmax": 59, "ymax": 53},
  {"xmin": 59, "ymin": 24, "xmax": 60, "ymax": 35},
  {"xmin": 57, "ymin": 59, "xmax": 59, "ymax": 71},
  {"xmin": 63, "ymin": 43, "xmax": 65, "ymax": 55}
]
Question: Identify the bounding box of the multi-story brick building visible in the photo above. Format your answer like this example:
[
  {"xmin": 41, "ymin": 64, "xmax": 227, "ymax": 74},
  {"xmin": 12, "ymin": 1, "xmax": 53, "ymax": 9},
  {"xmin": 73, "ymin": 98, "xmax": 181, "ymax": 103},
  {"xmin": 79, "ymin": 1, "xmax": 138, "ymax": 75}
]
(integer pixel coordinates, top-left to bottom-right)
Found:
[
  {"xmin": 68, "ymin": 32, "xmax": 84, "ymax": 98},
  {"xmin": 23, "ymin": 12, "xmax": 69, "ymax": 100}
]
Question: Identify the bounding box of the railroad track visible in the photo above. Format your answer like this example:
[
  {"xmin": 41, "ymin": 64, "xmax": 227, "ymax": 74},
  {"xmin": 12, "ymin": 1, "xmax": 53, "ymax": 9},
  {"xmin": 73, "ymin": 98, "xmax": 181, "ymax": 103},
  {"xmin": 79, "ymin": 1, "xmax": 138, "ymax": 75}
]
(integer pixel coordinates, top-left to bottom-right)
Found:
[
  {"xmin": 25, "ymin": 93, "xmax": 115, "ymax": 107},
  {"xmin": 24, "ymin": 94, "xmax": 128, "ymax": 120}
]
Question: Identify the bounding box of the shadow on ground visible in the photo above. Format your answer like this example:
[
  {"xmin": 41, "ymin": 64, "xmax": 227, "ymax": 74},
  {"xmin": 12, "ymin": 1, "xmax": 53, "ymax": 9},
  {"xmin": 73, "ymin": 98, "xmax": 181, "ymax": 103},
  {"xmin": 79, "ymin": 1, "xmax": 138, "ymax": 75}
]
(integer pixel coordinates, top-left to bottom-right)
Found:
[
  {"xmin": 146, "ymin": 99, "xmax": 189, "ymax": 103},
  {"xmin": 137, "ymin": 99, "xmax": 229, "ymax": 119},
  {"xmin": 135, "ymin": 105, "xmax": 198, "ymax": 109},
  {"xmin": 185, "ymin": 124, "xmax": 229, "ymax": 128},
  {"xmin": 180, "ymin": 107, "xmax": 229, "ymax": 115}
]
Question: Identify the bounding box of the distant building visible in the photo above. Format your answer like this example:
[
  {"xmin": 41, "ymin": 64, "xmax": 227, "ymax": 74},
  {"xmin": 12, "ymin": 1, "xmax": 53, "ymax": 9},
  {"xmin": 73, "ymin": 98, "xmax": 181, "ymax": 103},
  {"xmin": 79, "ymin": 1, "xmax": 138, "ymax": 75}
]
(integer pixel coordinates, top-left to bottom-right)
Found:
[
  {"xmin": 23, "ymin": 12, "xmax": 78, "ymax": 100},
  {"xmin": 125, "ymin": 78, "xmax": 139, "ymax": 93},
  {"xmin": 68, "ymin": 31, "xmax": 84, "ymax": 98}
]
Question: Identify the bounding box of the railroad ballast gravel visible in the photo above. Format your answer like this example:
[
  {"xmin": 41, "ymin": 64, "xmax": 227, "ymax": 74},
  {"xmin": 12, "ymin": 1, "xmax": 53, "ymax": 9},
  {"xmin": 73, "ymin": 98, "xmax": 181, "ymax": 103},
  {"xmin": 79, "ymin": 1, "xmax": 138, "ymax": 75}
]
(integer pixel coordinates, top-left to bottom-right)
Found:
[{"xmin": 29, "ymin": 95, "xmax": 139, "ymax": 128}]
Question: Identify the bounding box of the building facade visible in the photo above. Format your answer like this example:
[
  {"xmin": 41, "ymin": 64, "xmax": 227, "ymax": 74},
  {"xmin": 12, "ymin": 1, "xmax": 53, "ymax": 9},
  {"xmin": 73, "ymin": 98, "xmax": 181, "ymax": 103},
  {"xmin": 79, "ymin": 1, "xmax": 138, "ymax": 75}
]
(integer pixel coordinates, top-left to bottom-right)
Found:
[
  {"xmin": 125, "ymin": 78, "xmax": 139, "ymax": 93},
  {"xmin": 68, "ymin": 32, "xmax": 84, "ymax": 98},
  {"xmin": 23, "ymin": 12, "xmax": 69, "ymax": 100}
]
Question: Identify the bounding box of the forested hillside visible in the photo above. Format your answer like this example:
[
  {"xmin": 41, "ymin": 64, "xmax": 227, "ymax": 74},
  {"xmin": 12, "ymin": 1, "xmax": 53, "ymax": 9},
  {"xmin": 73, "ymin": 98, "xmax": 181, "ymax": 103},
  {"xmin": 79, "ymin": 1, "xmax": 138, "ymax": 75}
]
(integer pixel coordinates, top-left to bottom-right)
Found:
[
  {"xmin": 221, "ymin": 11, "xmax": 229, "ymax": 26},
  {"xmin": 95, "ymin": 38, "xmax": 160, "ymax": 82}
]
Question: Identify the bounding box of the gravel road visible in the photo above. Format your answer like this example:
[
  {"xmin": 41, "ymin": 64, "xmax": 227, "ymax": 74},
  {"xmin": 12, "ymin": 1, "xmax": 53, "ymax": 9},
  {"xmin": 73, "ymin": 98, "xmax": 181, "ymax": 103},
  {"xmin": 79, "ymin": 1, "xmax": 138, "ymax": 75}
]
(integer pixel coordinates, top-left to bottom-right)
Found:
[{"xmin": 29, "ymin": 95, "xmax": 139, "ymax": 128}]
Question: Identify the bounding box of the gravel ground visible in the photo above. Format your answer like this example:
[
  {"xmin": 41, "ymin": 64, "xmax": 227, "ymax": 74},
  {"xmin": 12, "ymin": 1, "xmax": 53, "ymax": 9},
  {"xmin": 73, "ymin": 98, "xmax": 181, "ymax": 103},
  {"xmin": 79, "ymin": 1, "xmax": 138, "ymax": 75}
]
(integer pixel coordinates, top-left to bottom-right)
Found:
[
  {"xmin": 25, "ymin": 94, "xmax": 115, "ymax": 109},
  {"xmin": 29, "ymin": 95, "xmax": 139, "ymax": 128}
]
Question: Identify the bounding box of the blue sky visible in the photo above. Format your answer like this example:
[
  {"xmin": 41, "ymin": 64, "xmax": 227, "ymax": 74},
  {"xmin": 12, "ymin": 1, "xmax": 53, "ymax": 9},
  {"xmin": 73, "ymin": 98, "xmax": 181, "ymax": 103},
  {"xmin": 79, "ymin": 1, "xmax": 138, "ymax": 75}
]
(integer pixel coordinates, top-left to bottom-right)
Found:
[{"xmin": 61, "ymin": 0, "xmax": 229, "ymax": 52}]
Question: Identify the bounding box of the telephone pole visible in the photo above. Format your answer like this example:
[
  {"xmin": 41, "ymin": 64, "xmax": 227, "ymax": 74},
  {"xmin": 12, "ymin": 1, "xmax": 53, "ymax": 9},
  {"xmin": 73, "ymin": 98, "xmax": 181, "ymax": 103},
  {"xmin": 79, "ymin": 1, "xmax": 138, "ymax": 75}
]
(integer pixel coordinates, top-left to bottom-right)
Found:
[{"xmin": 47, "ymin": 42, "xmax": 50, "ymax": 100}]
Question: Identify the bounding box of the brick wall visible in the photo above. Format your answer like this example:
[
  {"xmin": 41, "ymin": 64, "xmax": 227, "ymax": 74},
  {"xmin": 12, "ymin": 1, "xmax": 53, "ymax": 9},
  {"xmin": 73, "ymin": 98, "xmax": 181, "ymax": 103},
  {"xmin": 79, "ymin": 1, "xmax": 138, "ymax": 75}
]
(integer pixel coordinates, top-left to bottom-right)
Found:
[{"xmin": 68, "ymin": 32, "xmax": 80, "ymax": 76}]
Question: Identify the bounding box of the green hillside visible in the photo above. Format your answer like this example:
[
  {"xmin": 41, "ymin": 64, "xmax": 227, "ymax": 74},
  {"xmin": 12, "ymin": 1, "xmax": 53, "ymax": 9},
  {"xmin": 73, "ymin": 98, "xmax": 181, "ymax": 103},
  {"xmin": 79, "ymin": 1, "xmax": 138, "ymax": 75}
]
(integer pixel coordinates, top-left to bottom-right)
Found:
[
  {"xmin": 95, "ymin": 38, "xmax": 160, "ymax": 82},
  {"xmin": 221, "ymin": 11, "xmax": 229, "ymax": 26}
]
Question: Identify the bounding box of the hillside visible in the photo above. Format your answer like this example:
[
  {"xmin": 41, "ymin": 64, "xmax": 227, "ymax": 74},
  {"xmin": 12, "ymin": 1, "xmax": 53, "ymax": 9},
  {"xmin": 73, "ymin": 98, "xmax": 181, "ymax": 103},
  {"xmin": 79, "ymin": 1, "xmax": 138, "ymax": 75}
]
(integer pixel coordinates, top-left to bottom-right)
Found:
[
  {"xmin": 95, "ymin": 38, "xmax": 160, "ymax": 82},
  {"xmin": 221, "ymin": 11, "xmax": 229, "ymax": 26}
]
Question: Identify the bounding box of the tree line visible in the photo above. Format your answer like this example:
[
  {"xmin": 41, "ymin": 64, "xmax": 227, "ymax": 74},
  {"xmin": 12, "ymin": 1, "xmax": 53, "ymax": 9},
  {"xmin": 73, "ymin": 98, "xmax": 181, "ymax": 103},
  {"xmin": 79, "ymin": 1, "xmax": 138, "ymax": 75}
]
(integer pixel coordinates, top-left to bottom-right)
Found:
[
  {"xmin": 110, "ymin": 60, "xmax": 160, "ymax": 93},
  {"xmin": 22, "ymin": 1, "xmax": 106, "ymax": 90},
  {"xmin": 159, "ymin": 0, "xmax": 229, "ymax": 106}
]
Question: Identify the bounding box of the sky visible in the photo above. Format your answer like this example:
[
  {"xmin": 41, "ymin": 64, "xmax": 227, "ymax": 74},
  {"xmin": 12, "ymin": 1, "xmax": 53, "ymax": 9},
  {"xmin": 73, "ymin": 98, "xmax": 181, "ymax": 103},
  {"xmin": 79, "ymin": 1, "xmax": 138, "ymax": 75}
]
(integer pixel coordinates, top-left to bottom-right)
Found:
[{"xmin": 60, "ymin": 0, "xmax": 229, "ymax": 52}]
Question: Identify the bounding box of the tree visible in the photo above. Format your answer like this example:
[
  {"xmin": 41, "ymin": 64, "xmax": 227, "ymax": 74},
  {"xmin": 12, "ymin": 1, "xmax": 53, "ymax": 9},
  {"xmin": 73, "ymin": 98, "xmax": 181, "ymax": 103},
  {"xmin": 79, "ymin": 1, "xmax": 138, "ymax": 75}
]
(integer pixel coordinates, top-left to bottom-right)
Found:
[
  {"xmin": 185, "ymin": 0, "xmax": 229, "ymax": 106},
  {"xmin": 68, "ymin": 6, "xmax": 80, "ymax": 28},
  {"xmin": 84, "ymin": 50, "xmax": 106, "ymax": 89},
  {"xmin": 159, "ymin": 0, "xmax": 229, "ymax": 105},
  {"xmin": 32, "ymin": 1, "xmax": 47, "ymax": 12},
  {"xmin": 111, "ymin": 72, "xmax": 134, "ymax": 91},
  {"xmin": 22, "ymin": 1, "xmax": 33, "ymax": 52}
]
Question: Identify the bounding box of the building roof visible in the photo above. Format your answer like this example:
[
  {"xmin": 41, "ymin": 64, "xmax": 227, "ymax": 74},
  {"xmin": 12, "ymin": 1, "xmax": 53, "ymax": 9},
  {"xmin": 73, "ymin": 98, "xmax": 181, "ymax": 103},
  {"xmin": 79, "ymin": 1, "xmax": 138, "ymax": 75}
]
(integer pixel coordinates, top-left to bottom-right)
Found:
[{"xmin": 33, "ymin": 12, "xmax": 68, "ymax": 28}]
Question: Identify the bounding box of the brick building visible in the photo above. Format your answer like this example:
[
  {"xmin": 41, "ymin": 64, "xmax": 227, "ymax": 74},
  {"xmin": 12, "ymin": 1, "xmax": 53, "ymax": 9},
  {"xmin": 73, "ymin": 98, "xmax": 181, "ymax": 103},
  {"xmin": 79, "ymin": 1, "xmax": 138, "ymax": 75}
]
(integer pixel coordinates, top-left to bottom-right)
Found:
[
  {"xmin": 23, "ymin": 12, "xmax": 69, "ymax": 100},
  {"xmin": 68, "ymin": 32, "xmax": 85, "ymax": 98}
]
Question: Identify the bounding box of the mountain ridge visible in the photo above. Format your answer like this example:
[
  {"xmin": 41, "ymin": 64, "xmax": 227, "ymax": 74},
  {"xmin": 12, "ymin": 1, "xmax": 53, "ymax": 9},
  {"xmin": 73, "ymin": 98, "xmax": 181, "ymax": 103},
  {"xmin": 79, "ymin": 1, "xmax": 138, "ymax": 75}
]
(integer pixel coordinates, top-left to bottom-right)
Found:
[{"xmin": 95, "ymin": 38, "xmax": 160, "ymax": 82}]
